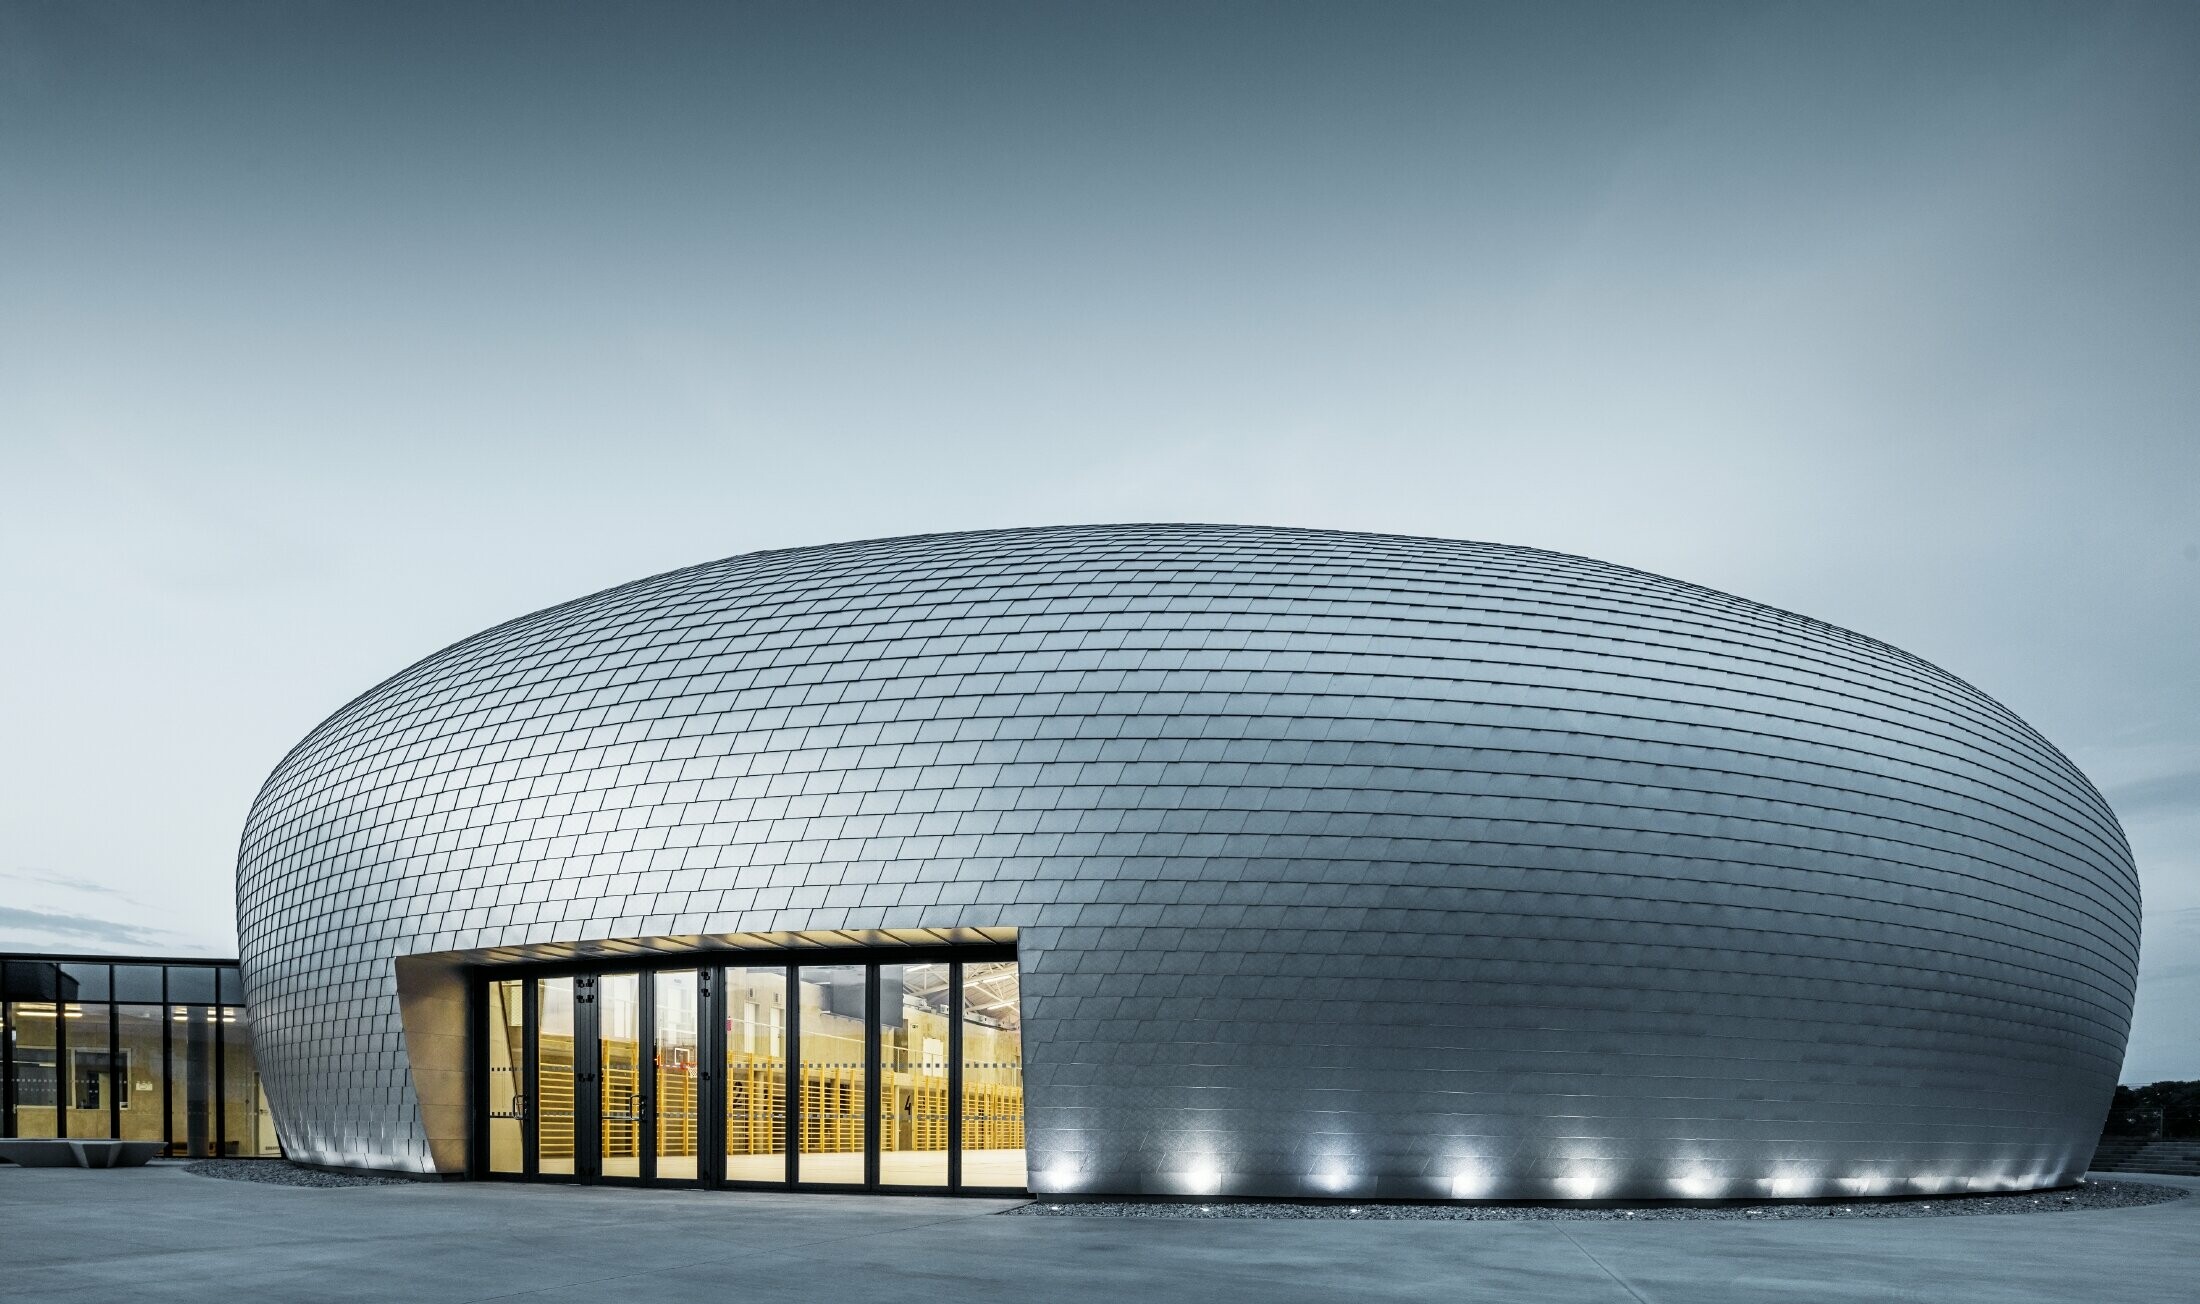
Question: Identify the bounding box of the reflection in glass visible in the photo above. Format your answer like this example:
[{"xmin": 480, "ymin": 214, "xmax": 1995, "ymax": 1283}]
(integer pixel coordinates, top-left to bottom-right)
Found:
[
  {"xmin": 253, "ymin": 1071, "xmax": 281, "ymax": 1155},
  {"xmin": 112, "ymin": 966, "xmax": 164, "ymax": 1003},
  {"xmin": 879, "ymin": 963, "xmax": 950, "ymax": 1186},
  {"xmin": 598, "ymin": 974, "xmax": 642, "ymax": 1178},
  {"xmin": 59, "ymin": 964, "xmax": 109, "ymax": 1002},
  {"xmin": 796, "ymin": 965, "xmax": 865, "ymax": 1185},
  {"xmin": 10, "ymin": 1003, "xmax": 60, "ymax": 1138},
  {"xmin": 60, "ymin": 1004, "xmax": 112, "ymax": 1139},
  {"xmin": 480, "ymin": 954, "xmax": 1023, "ymax": 1190},
  {"xmin": 653, "ymin": 971, "xmax": 700, "ymax": 1180},
  {"xmin": 536, "ymin": 978, "xmax": 576, "ymax": 1175},
  {"xmin": 167, "ymin": 966, "xmax": 217, "ymax": 1004},
  {"xmin": 961, "ymin": 961, "xmax": 1025, "ymax": 1188},
  {"xmin": 169, "ymin": 1005, "xmax": 216, "ymax": 1157},
  {"xmin": 723, "ymin": 966, "xmax": 787, "ymax": 1183},
  {"xmin": 115, "ymin": 1004, "xmax": 166, "ymax": 1144},
  {"xmin": 486, "ymin": 980, "xmax": 525, "ymax": 1173},
  {"xmin": 220, "ymin": 1007, "xmax": 274, "ymax": 1155}
]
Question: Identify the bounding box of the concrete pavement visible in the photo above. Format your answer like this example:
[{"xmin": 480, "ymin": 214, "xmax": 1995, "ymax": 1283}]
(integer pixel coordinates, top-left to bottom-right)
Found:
[{"xmin": 0, "ymin": 1165, "xmax": 2190, "ymax": 1303}]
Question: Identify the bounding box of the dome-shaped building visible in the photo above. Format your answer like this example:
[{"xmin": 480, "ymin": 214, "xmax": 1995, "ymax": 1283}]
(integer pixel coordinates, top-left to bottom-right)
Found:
[{"xmin": 235, "ymin": 525, "xmax": 2139, "ymax": 1199}]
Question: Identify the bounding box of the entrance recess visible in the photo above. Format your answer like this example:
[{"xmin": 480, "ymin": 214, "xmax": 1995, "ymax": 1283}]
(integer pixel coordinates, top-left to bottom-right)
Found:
[{"xmin": 475, "ymin": 949, "xmax": 1023, "ymax": 1192}]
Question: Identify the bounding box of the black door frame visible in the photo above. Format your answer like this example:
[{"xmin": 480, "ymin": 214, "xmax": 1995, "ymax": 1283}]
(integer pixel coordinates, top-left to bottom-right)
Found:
[
  {"xmin": 573, "ymin": 973, "xmax": 601, "ymax": 1181},
  {"xmin": 468, "ymin": 944, "xmax": 1020, "ymax": 1194}
]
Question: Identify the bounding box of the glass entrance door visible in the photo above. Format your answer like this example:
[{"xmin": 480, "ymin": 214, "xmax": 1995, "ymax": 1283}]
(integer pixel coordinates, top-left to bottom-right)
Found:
[
  {"xmin": 537, "ymin": 976, "xmax": 581, "ymax": 1176},
  {"xmin": 722, "ymin": 966, "xmax": 788, "ymax": 1182},
  {"xmin": 596, "ymin": 973, "xmax": 643, "ymax": 1179},
  {"xmin": 477, "ymin": 953, "xmax": 1022, "ymax": 1191},
  {"xmin": 485, "ymin": 970, "xmax": 701, "ymax": 1185},
  {"xmin": 652, "ymin": 971, "xmax": 702, "ymax": 1180}
]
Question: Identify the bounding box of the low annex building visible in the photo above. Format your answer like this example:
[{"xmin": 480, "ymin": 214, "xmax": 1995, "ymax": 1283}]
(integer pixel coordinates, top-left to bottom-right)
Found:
[{"xmin": 235, "ymin": 525, "xmax": 2140, "ymax": 1199}]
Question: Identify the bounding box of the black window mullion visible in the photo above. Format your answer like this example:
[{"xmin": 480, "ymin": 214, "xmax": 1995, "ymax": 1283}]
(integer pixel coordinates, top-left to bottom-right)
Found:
[
  {"xmin": 947, "ymin": 959, "xmax": 963, "ymax": 1191},
  {"xmin": 54, "ymin": 980, "xmax": 68, "ymax": 1140},
  {"xmin": 522, "ymin": 978, "xmax": 540, "ymax": 1178},
  {"xmin": 107, "ymin": 1002, "xmax": 120, "ymax": 1140},
  {"xmin": 160, "ymin": 988, "xmax": 172, "ymax": 1155},
  {"xmin": 575, "ymin": 974, "xmax": 600, "ymax": 1183},
  {"xmin": 213, "ymin": 998, "xmax": 226, "ymax": 1156},
  {"xmin": 864, "ymin": 965, "xmax": 880, "ymax": 1188},
  {"xmin": 784, "ymin": 964, "xmax": 801, "ymax": 1185},
  {"xmin": 700, "ymin": 968, "xmax": 721, "ymax": 1188},
  {"xmin": 466, "ymin": 975, "xmax": 485, "ymax": 1177},
  {"xmin": 639, "ymin": 973, "xmax": 656, "ymax": 1183},
  {"xmin": 2, "ymin": 1002, "xmax": 15, "ymax": 1138}
]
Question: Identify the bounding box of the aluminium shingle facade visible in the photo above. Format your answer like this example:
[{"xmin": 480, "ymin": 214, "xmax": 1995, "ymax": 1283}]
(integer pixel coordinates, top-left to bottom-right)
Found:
[{"xmin": 235, "ymin": 524, "xmax": 2139, "ymax": 1198}]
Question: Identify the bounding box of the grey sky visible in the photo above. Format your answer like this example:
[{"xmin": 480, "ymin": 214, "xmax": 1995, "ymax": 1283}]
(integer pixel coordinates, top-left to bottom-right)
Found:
[{"xmin": 3, "ymin": 1, "xmax": 2195, "ymax": 1080}]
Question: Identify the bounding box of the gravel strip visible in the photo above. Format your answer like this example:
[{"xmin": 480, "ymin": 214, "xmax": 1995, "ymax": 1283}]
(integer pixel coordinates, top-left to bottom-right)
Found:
[
  {"xmin": 182, "ymin": 1160, "xmax": 414, "ymax": 1188},
  {"xmin": 1002, "ymin": 1180, "xmax": 2188, "ymax": 1220}
]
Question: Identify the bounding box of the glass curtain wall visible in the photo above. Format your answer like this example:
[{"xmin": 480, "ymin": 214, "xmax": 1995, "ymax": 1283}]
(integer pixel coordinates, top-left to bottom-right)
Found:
[
  {"xmin": 485, "ymin": 980, "xmax": 526, "ymax": 1174},
  {"xmin": 653, "ymin": 971, "xmax": 700, "ymax": 1180},
  {"xmin": 722, "ymin": 966, "xmax": 787, "ymax": 1182},
  {"xmin": 115, "ymin": 1004, "xmax": 166, "ymax": 1145},
  {"xmin": 0, "ymin": 958, "xmax": 274, "ymax": 1154},
  {"xmin": 598, "ymin": 974, "xmax": 643, "ymax": 1178},
  {"xmin": 219, "ymin": 1008, "xmax": 264, "ymax": 1156},
  {"xmin": 10, "ymin": 1003, "xmax": 59, "ymax": 1139},
  {"xmin": 879, "ymin": 962, "xmax": 950, "ymax": 1187},
  {"xmin": 52, "ymin": 966, "xmax": 106, "ymax": 1140},
  {"xmin": 536, "ymin": 977, "xmax": 577, "ymax": 1176},
  {"xmin": 479, "ymin": 953, "xmax": 1023, "ymax": 1191},
  {"xmin": 795, "ymin": 965, "xmax": 866, "ymax": 1186},
  {"xmin": 64, "ymin": 1003, "xmax": 113, "ymax": 1139},
  {"xmin": 960, "ymin": 961, "xmax": 1025, "ymax": 1188},
  {"xmin": 169, "ymin": 1005, "xmax": 217, "ymax": 1157}
]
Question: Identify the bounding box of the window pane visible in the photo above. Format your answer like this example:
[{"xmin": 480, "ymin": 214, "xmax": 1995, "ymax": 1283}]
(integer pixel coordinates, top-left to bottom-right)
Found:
[
  {"xmin": 879, "ymin": 962, "xmax": 950, "ymax": 1187},
  {"xmin": 599, "ymin": 974, "xmax": 642, "ymax": 1178},
  {"xmin": 66, "ymin": 1003, "xmax": 115, "ymax": 1139},
  {"xmin": 486, "ymin": 980, "xmax": 525, "ymax": 1173},
  {"xmin": 795, "ymin": 965, "xmax": 865, "ymax": 1185},
  {"xmin": 219, "ymin": 968, "xmax": 244, "ymax": 1005},
  {"xmin": 9, "ymin": 1003, "xmax": 60, "ymax": 1138},
  {"xmin": 60, "ymin": 964, "xmax": 109, "ymax": 1002},
  {"xmin": 723, "ymin": 966, "xmax": 787, "ymax": 1183},
  {"xmin": 115, "ymin": 1005, "xmax": 166, "ymax": 1144},
  {"xmin": 169, "ymin": 1005, "xmax": 217, "ymax": 1157},
  {"xmin": 3, "ymin": 962, "xmax": 61, "ymax": 1002},
  {"xmin": 220, "ymin": 1007, "xmax": 276, "ymax": 1155},
  {"xmin": 653, "ymin": 971, "xmax": 700, "ymax": 1180},
  {"xmin": 112, "ymin": 966, "xmax": 164, "ymax": 1003},
  {"xmin": 961, "ymin": 960, "xmax": 1025, "ymax": 1189},
  {"xmin": 536, "ymin": 978, "xmax": 576, "ymax": 1176},
  {"xmin": 167, "ymin": 967, "xmax": 217, "ymax": 1004}
]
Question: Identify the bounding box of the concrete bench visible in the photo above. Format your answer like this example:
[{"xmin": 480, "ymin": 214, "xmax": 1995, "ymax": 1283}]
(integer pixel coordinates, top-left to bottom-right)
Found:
[{"xmin": 0, "ymin": 1140, "xmax": 162, "ymax": 1168}]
